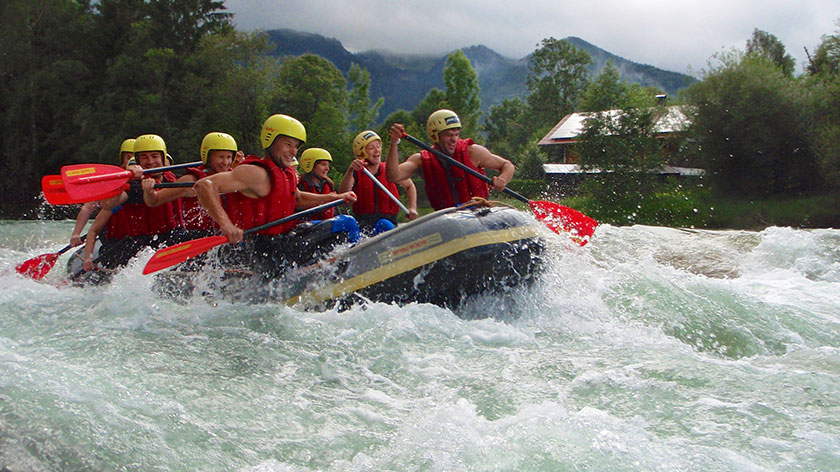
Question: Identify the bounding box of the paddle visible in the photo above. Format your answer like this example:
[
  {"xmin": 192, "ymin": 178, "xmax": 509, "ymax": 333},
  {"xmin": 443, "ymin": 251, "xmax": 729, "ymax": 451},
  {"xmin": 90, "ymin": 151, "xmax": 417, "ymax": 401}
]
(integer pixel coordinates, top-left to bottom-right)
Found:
[
  {"xmin": 41, "ymin": 175, "xmax": 122, "ymax": 205},
  {"xmin": 61, "ymin": 161, "xmax": 201, "ymax": 200},
  {"xmin": 401, "ymin": 133, "xmax": 598, "ymax": 245},
  {"xmin": 42, "ymin": 176, "xmax": 195, "ymax": 205},
  {"xmin": 142, "ymin": 199, "xmax": 346, "ymax": 275},
  {"xmin": 16, "ymin": 234, "xmax": 87, "ymax": 280},
  {"xmin": 361, "ymin": 167, "xmax": 411, "ymax": 217}
]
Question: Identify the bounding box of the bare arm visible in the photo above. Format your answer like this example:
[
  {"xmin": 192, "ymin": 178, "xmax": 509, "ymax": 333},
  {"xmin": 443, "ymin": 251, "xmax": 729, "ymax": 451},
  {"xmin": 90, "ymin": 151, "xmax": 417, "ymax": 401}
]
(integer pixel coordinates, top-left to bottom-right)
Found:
[
  {"xmin": 398, "ymin": 178, "xmax": 419, "ymax": 220},
  {"xmin": 468, "ymin": 144, "xmax": 516, "ymax": 192},
  {"xmin": 338, "ymin": 159, "xmax": 365, "ymax": 193},
  {"xmin": 194, "ymin": 164, "xmax": 270, "ymax": 244},
  {"xmin": 386, "ymin": 123, "xmax": 422, "ymax": 182},
  {"xmin": 71, "ymin": 201, "xmax": 100, "ymax": 246},
  {"xmin": 143, "ymin": 174, "xmax": 197, "ymax": 207},
  {"xmin": 82, "ymin": 192, "xmax": 127, "ymax": 271}
]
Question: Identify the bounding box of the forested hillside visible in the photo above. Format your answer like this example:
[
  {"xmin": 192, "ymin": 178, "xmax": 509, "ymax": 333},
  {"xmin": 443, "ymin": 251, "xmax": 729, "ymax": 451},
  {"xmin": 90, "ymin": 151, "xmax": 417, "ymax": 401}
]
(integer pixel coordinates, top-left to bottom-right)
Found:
[{"xmin": 264, "ymin": 29, "xmax": 694, "ymax": 117}]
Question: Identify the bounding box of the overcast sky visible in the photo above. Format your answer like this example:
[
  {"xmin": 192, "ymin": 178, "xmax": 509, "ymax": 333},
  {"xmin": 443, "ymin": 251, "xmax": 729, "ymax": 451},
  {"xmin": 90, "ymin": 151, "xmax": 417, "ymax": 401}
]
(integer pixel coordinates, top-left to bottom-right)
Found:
[{"xmin": 223, "ymin": 0, "xmax": 837, "ymax": 76}]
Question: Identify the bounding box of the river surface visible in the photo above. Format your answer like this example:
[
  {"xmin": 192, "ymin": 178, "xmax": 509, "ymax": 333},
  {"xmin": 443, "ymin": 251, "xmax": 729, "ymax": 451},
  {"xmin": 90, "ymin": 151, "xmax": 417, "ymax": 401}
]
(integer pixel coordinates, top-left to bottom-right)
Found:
[{"xmin": 1, "ymin": 218, "xmax": 838, "ymax": 471}]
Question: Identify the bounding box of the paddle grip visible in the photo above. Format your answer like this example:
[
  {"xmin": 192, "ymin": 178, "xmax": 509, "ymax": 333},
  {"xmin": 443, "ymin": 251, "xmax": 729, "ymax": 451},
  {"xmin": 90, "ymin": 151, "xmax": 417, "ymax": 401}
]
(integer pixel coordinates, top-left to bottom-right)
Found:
[
  {"xmin": 400, "ymin": 133, "xmax": 529, "ymax": 204},
  {"xmin": 154, "ymin": 182, "xmax": 195, "ymax": 189}
]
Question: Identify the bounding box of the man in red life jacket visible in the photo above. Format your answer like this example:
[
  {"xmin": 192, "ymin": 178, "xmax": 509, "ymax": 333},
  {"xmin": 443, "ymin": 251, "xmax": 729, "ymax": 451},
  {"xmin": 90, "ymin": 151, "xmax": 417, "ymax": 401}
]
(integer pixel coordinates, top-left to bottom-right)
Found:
[
  {"xmin": 80, "ymin": 134, "xmax": 183, "ymax": 275},
  {"xmin": 194, "ymin": 114, "xmax": 357, "ymax": 276},
  {"xmin": 386, "ymin": 109, "xmax": 515, "ymax": 211},
  {"xmin": 142, "ymin": 132, "xmax": 235, "ymax": 238},
  {"xmin": 340, "ymin": 130, "xmax": 418, "ymax": 234}
]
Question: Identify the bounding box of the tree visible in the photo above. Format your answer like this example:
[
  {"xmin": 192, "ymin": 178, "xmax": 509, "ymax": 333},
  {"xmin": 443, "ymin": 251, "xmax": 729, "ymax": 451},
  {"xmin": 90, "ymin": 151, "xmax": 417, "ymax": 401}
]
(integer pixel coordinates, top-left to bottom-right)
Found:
[
  {"xmin": 0, "ymin": 0, "xmax": 94, "ymax": 214},
  {"xmin": 443, "ymin": 50, "xmax": 481, "ymax": 137},
  {"xmin": 578, "ymin": 61, "xmax": 626, "ymax": 112},
  {"xmin": 270, "ymin": 54, "xmax": 349, "ymax": 163},
  {"xmin": 483, "ymin": 97, "xmax": 530, "ymax": 160},
  {"xmin": 684, "ymin": 52, "xmax": 817, "ymax": 196},
  {"xmin": 526, "ymin": 37, "xmax": 592, "ymax": 131},
  {"xmin": 807, "ymin": 19, "xmax": 840, "ymax": 77},
  {"xmin": 804, "ymin": 20, "xmax": 840, "ymax": 189},
  {"xmin": 186, "ymin": 30, "xmax": 277, "ymax": 155},
  {"xmin": 347, "ymin": 63, "xmax": 384, "ymax": 132},
  {"xmin": 578, "ymin": 61, "xmax": 662, "ymax": 113},
  {"xmin": 409, "ymin": 88, "xmax": 449, "ymax": 139},
  {"xmin": 746, "ymin": 28, "xmax": 795, "ymax": 77},
  {"xmin": 575, "ymin": 107, "xmax": 666, "ymax": 208}
]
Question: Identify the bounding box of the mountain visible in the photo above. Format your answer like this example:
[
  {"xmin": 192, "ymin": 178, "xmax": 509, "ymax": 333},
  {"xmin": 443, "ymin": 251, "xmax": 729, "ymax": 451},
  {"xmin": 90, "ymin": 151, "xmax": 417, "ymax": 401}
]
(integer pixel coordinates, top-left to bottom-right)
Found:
[{"xmin": 264, "ymin": 29, "xmax": 695, "ymax": 121}]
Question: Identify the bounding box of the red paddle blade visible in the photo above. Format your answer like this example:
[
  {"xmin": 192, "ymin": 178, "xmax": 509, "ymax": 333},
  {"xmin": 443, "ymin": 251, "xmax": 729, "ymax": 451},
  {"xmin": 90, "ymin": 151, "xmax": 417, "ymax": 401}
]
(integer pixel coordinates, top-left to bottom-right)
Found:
[
  {"xmin": 42, "ymin": 175, "xmax": 126, "ymax": 205},
  {"xmin": 142, "ymin": 235, "xmax": 228, "ymax": 275},
  {"xmin": 61, "ymin": 164, "xmax": 131, "ymax": 200},
  {"xmin": 529, "ymin": 200, "xmax": 598, "ymax": 246},
  {"xmin": 15, "ymin": 252, "xmax": 60, "ymax": 280},
  {"xmin": 41, "ymin": 175, "xmax": 76, "ymax": 205}
]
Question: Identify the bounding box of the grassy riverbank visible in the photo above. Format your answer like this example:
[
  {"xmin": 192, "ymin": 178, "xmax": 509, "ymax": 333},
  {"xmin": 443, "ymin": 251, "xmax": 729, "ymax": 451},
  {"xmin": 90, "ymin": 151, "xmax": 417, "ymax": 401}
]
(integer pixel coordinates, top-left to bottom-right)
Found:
[{"xmin": 561, "ymin": 186, "xmax": 840, "ymax": 230}]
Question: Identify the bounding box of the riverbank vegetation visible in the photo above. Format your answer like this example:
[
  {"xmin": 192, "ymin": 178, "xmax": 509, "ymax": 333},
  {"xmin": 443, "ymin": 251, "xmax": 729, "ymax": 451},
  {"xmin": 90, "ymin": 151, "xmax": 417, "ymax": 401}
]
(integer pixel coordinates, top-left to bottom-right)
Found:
[{"xmin": 1, "ymin": 1, "xmax": 837, "ymax": 229}]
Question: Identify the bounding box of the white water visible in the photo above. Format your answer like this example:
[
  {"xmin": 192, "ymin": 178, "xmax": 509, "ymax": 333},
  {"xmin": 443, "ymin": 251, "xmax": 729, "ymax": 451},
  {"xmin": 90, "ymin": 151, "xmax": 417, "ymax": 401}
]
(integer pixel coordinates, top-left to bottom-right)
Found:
[{"xmin": 1, "ymin": 219, "xmax": 839, "ymax": 471}]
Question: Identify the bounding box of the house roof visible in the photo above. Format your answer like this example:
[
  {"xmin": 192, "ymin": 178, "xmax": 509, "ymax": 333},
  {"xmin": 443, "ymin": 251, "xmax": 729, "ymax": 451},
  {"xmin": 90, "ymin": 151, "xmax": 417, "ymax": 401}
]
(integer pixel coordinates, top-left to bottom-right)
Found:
[
  {"xmin": 542, "ymin": 163, "xmax": 705, "ymax": 176},
  {"xmin": 538, "ymin": 105, "xmax": 691, "ymax": 146}
]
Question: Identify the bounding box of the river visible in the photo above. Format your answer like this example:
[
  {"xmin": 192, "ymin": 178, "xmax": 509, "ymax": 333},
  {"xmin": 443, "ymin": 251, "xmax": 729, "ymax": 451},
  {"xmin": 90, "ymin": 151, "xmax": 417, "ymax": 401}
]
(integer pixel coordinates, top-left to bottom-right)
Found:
[{"xmin": 1, "ymin": 218, "xmax": 838, "ymax": 471}]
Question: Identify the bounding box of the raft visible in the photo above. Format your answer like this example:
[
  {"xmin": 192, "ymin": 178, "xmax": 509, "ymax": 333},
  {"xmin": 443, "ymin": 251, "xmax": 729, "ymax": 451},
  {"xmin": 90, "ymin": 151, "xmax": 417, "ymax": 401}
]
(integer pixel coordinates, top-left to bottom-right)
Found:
[
  {"xmin": 242, "ymin": 201, "xmax": 543, "ymax": 310},
  {"xmin": 72, "ymin": 201, "xmax": 547, "ymax": 310}
]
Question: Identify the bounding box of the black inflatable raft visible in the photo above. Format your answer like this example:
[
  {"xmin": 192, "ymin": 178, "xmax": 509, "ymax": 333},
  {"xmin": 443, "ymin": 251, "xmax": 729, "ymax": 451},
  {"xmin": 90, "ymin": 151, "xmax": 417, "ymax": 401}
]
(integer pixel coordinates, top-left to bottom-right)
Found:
[
  {"xmin": 73, "ymin": 201, "xmax": 547, "ymax": 310},
  {"xmin": 275, "ymin": 201, "xmax": 545, "ymax": 310}
]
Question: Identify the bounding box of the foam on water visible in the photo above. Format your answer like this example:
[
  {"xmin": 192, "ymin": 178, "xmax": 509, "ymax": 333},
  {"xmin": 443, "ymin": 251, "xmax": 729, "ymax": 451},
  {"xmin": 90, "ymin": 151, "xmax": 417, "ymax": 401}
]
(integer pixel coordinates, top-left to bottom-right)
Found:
[{"xmin": 1, "ymin": 220, "xmax": 839, "ymax": 470}]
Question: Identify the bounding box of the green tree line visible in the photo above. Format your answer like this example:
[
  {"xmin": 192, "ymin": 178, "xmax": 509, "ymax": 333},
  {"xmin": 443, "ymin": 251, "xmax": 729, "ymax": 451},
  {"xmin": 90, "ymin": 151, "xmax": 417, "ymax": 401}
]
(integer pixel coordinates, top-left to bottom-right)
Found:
[{"xmin": 2, "ymin": 0, "xmax": 838, "ymax": 226}]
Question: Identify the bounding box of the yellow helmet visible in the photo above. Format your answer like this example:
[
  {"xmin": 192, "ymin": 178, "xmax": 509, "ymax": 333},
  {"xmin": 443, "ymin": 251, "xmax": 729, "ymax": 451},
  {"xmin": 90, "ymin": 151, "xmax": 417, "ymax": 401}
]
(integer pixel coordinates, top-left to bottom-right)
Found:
[
  {"xmin": 260, "ymin": 114, "xmax": 306, "ymax": 149},
  {"xmin": 426, "ymin": 109, "xmax": 461, "ymax": 143},
  {"xmin": 119, "ymin": 138, "xmax": 135, "ymax": 162},
  {"xmin": 352, "ymin": 130, "xmax": 381, "ymax": 160},
  {"xmin": 200, "ymin": 132, "xmax": 237, "ymax": 164},
  {"xmin": 299, "ymin": 148, "xmax": 332, "ymax": 174},
  {"xmin": 133, "ymin": 134, "xmax": 167, "ymax": 158}
]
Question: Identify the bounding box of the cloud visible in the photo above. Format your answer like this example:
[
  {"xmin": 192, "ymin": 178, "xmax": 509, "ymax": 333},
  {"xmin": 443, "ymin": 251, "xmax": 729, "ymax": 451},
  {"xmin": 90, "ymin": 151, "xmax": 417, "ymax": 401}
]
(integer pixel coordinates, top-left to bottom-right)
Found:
[{"xmin": 224, "ymin": 0, "xmax": 838, "ymax": 75}]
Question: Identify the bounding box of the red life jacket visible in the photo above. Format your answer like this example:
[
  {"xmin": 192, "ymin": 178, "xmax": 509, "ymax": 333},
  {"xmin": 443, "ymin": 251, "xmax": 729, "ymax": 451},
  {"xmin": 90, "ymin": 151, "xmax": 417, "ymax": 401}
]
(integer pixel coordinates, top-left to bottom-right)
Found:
[
  {"xmin": 420, "ymin": 138, "xmax": 489, "ymax": 210},
  {"xmin": 181, "ymin": 166, "xmax": 218, "ymax": 230},
  {"xmin": 297, "ymin": 174, "xmax": 336, "ymax": 220},
  {"xmin": 105, "ymin": 171, "xmax": 183, "ymax": 239},
  {"xmin": 224, "ymin": 155, "xmax": 298, "ymax": 235},
  {"xmin": 351, "ymin": 162, "xmax": 400, "ymax": 216}
]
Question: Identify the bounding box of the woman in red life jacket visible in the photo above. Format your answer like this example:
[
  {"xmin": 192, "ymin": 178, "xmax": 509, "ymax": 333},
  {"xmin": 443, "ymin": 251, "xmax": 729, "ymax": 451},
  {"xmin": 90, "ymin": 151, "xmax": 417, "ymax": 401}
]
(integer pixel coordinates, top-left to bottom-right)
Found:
[
  {"xmin": 386, "ymin": 109, "xmax": 515, "ymax": 211},
  {"xmin": 296, "ymin": 148, "xmax": 337, "ymax": 222},
  {"xmin": 142, "ymin": 132, "xmax": 235, "ymax": 238},
  {"xmin": 193, "ymin": 114, "xmax": 358, "ymax": 277},
  {"xmin": 339, "ymin": 130, "xmax": 418, "ymax": 235},
  {"xmin": 69, "ymin": 138, "xmax": 135, "ymax": 247},
  {"xmin": 80, "ymin": 134, "xmax": 183, "ymax": 273}
]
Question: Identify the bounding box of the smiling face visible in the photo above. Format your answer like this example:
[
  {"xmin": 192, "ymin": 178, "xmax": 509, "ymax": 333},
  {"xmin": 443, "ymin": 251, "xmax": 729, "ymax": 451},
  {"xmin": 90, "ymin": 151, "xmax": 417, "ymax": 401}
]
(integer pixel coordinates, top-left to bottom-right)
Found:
[
  {"xmin": 268, "ymin": 135, "xmax": 302, "ymax": 168},
  {"xmin": 137, "ymin": 151, "xmax": 163, "ymax": 170},
  {"xmin": 312, "ymin": 160, "xmax": 330, "ymax": 179},
  {"xmin": 437, "ymin": 128, "xmax": 461, "ymax": 155},
  {"xmin": 364, "ymin": 140, "xmax": 382, "ymax": 164},
  {"xmin": 207, "ymin": 150, "xmax": 234, "ymax": 174}
]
